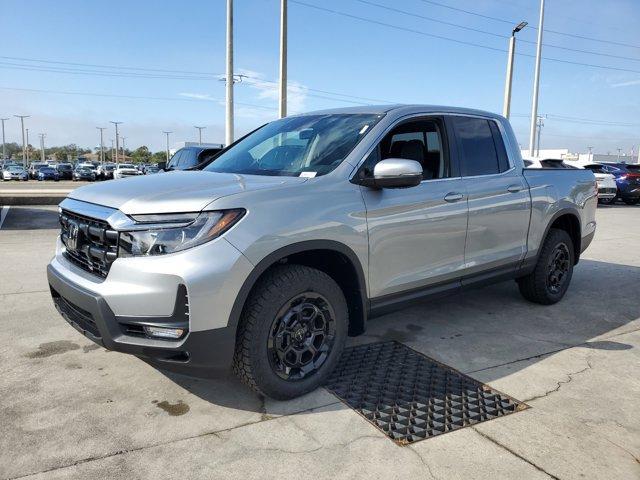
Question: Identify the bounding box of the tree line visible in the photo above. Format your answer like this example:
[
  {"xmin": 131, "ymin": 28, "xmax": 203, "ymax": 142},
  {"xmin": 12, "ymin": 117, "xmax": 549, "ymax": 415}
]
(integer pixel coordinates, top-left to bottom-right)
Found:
[{"xmin": 2, "ymin": 142, "xmax": 167, "ymax": 164}]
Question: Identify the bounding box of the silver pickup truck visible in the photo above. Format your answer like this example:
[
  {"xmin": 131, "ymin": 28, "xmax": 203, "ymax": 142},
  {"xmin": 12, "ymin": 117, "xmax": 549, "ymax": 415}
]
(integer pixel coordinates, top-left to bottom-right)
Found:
[{"xmin": 47, "ymin": 105, "xmax": 597, "ymax": 399}]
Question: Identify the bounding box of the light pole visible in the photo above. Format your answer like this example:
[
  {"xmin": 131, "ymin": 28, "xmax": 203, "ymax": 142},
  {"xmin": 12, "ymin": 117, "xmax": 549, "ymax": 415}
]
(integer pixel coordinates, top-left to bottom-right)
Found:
[
  {"xmin": 587, "ymin": 146, "xmax": 593, "ymax": 162},
  {"xmin": 536, "ymin": 116, "xmax": 544, "ymax": 157},
  {"xmin": 111, "ymin": 139, "xmax": 115, "ymax": 162},
  {"xmin": 528, "ymin": 0, "xmax": 545, "ymax": 157},
  {"xmin": 39, "ymin": 133, "xmax": 46, "ymax": 161},
  {"xmin": 1, "ymin": 118, "xmax": 8, "ymax": 159},
  {"xmin": 26, "ymin": 128, "xmax": 31, "ymax": 162},
  {"xmin": 617, "ymin": 148, "xmax": 622, "ymax": 162},
  {"xmin": 121, "ymin": 137, "xmax": 126, "ymax": 159},
  {"xmin": 279, "ymin": 0, "xmax": 287, "ymax": 118},
  {"xmin": 96, "ymin": 127, "xmax": 106, "ymax": 165},
  {"xmin": 14, "ymin": 115, "xmax": 29, "ymax": 167},
  {"xmin": 502, "ymin": 21, "xmax": 527, "ymax": 119},
  {"xmin": 225, "ymin": 0, "xmax": 234, "ymax": 145},
  {"xmin": 110, "ymin": 121, "xmax": 122, "ymax": 166},
  {"xmin": 194, "ymin": 126, "xmax": 206, "ymax": 144},
  {"xmin": 163, "ymin": 131, "xmax": 172, "ymax": 163}
]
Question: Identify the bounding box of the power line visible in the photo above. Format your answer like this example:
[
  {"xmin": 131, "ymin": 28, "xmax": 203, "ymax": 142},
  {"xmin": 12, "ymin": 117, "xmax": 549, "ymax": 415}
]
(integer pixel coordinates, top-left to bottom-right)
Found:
[
  {"xmin": 356, "ymin": 0, "xmax": 640, "ymax": 63},
  {"xmin": 416, "ymin": 0, "xmax": 640, "ymax": 51},
  {"xmin": 290, "ymin": 1, "xmax": 640, "ymax": 76}
]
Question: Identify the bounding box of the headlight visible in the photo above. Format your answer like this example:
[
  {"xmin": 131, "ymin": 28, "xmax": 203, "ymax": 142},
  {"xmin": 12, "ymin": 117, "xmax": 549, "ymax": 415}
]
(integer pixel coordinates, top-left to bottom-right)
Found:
[{"xmin": 118, "ymin": 209, "xmax": 245, "ymax": 257}]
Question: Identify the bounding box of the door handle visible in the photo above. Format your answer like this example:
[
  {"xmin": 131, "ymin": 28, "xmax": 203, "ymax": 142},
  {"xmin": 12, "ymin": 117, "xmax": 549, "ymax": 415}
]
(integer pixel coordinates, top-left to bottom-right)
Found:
[
  {"xmin": 507, "ymin": 184, "xmax": 523, "ymax": 193},
  {"xmin": 444, "ymin": 192, "xmax": 464, "ymax": 202}
]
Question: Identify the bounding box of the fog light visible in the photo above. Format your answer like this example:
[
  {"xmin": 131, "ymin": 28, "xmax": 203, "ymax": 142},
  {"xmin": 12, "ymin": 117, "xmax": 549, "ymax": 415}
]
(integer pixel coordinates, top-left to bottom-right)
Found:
[{"xmin": 144, "ymin": 326, "xmax": 184, "ymax": 339}]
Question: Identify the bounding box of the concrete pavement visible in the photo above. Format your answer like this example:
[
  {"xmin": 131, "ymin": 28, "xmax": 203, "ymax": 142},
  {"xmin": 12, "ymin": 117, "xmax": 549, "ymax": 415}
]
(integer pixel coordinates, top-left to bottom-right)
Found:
[{"xmin": 1, "ymin": 205, "xmax": 638, "ymax": 479}]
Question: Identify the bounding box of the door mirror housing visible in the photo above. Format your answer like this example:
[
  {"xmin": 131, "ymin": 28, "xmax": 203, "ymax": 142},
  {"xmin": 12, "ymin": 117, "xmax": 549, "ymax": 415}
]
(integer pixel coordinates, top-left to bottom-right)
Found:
[{"xmin": 361, "ymin": 158, "xmax": 423, "ymax": 189}]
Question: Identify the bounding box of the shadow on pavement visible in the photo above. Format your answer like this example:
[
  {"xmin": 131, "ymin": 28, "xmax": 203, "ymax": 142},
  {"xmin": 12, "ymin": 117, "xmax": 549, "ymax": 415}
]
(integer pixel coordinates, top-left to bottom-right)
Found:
[
  {"xmin": 1, "ymin": 206, "xmax": 60, "ymax": 230},
  {"xmin": 149, "ymin": 258, "xmax": 639, "ymax": 411}
]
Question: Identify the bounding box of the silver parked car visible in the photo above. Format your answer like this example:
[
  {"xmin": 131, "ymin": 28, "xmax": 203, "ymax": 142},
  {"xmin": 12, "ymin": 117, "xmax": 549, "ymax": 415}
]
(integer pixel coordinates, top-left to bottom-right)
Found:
[
  {"xmin": 47, "ymin": 105, "xmax": 597, "ymax": 399},
  {"xmin": 2, "ymin": 165, "xmax": 28, "ymax": 181}
]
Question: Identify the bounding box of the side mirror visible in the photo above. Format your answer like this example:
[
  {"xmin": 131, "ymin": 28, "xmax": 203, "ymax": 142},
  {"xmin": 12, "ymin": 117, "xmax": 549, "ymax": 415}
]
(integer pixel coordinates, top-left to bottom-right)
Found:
[{"xmin": 366, "ymin": 158, "xmax": 423, "ymax": 188}]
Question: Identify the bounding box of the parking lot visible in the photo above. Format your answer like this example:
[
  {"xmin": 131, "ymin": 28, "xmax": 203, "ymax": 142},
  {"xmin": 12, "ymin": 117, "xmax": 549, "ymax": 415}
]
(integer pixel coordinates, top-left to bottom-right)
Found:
[{"xmin": 1, "ymin": 203, "xmax": 639, "ymax": 480}]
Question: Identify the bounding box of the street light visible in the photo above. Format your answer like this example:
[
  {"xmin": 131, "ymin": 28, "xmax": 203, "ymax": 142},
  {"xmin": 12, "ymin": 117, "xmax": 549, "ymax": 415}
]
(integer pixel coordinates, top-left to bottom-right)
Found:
[
  {"xmin": 110, "ymin": 121, "xmax": 122, "ymax": 166},
  {"xmin": 529, "ymin": 0, "xmax": 546, "ymax": 157},
  {"xmin": 38, "ymin": 133, "xmax": 46, "ymax": 161},
  {"xmin": 502, "ymin": 21, "xmax": 527, "ymax": 119},
  {"xmin": 194, "ymin": 126, "xmax": 206, "ymax": 144},
  {"xmin": 163, "ymin": 131, "xmax": 172, "ymax": 163},
  {"xmin": 1, "ymin": 118, "xmax": 9, "ymax": 160},
  {"xmin": 14, "ymin": 115, "xmax": 29, "ymax": 167},
  {"xmin": 26, "ymin": 128, "xmax": 30, "ymax": 162},
  {"xmin": 96, "ymin": 127, "xmax": 106, "ymax": 165}
]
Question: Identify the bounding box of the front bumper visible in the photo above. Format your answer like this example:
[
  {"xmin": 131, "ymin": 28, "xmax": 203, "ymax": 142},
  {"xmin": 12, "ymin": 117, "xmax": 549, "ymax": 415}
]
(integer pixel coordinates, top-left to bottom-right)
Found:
[{"xmin": 48, "ymin": 264, "xmax": 236, "ymax": 369}]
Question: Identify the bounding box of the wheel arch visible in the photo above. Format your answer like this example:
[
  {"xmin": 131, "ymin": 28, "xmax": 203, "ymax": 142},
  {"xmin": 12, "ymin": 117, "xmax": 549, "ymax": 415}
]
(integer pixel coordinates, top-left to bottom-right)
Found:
[
  {"xmin": 542, "ymin": 209, "xmax": 582, "ymax": 264},
  {"xmin": 228, "ymin": 240, "xmax": 368, "ymax": 338}
]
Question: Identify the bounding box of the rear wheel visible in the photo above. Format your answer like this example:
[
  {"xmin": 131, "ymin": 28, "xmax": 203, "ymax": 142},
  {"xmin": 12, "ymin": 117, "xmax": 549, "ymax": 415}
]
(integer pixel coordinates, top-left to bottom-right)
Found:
[
  {"xmin": 517, "ymin": 228, "xmax": 574, "ymax": 305},
  {"xmin": 233, "ymin": 264, "xmax": 347, "ymax": 400},
  {"xmin": 623, "ymin": 197, "xmax": 639, "ymax": 206}
]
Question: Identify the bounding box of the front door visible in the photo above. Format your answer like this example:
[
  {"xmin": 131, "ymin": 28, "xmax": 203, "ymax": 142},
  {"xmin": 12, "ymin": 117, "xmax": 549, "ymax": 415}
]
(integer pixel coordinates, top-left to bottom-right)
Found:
[{"xmin": 359, "ymin": 117, "xmax": 469, "ymax": 299}]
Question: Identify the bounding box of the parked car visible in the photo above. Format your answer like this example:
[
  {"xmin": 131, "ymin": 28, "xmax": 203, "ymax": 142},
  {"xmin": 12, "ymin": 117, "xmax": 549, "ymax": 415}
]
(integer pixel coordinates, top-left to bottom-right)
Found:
[
  {"xmin": 113, "ymin": 163, "xmax": 142, "ymax": 179},
  {"xmin": 48, "ymin": 105, "xmax": 597, "ymax": 399},
  {"xmin": 165, "ymin": 146, "xmax": 224, "ymax": 171},
  {"xmin": 28, "ymin": 162, "xmax": 48, "ymax": 179},
  {"xmin": 523, "ymin": 158, "xmax": 577, "ymax": 169},
  {"xmin": 96, "ymin": 164, "xmax": 116, "ymax": 180},
  {"xmin": 590, "ymin": 163, "xmax": 640, "ymax": 205},
  {"xmin": 2, "ymin": 165, "xmax": 28, "ymax": 181},
  {"xmin": 144, "ymin": 165, "xmax": 160, "ymax": 174},
  {"xmin": 55, "ymin": 163, "xmax": 74, "ymax": 180},
  {"xmin": 581, "ymin": 164, "xmax": 618, "ymax": 204},
  {"xmin": 37, "ymin": 167, "xmax": 60, "ymax": 181},
  {"xmin": 72, "ymin": 167, "xmax": 96, "ymax": 182}
]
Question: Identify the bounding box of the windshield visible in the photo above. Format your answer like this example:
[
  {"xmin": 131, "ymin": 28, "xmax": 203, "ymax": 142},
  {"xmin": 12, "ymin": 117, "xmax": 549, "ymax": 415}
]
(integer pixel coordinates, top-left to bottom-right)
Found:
[
  {"xmin": 119, "ymin": 164, "xmax": 135, "ymax": 169},
  {"xmin": 41, "ymin": 168, "xmax": 55, "ymax": 173},
  {"xmin": 8, "ymin": 166, "xmax": 23, "ymax": 172},
  {"xmin": 204, "ymin": 113, "xmax": 382, "ymax": 177}
]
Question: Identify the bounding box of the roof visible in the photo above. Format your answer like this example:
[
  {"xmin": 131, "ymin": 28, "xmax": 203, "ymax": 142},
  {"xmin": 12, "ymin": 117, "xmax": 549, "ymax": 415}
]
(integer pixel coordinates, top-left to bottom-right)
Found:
[{"xmin": 295, "ymin": 104, "xmax": 503, "ymax": 119}]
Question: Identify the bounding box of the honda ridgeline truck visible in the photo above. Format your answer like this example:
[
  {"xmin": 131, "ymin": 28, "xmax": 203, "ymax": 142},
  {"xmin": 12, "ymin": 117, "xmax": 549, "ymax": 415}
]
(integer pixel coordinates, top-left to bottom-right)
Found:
[{"xmin": 48, "ymin": 105, "xmax": 597, "ymax": 399}]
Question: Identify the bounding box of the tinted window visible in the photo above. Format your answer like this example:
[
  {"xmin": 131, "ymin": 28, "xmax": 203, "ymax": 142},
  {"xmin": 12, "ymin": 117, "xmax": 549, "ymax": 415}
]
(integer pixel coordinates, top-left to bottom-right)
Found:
[
  {"xmin": 488, "ymin": 121, "xmax": 510, "ymax": 172},
  {"xmin": 168, "ymin": 150, "xmax": 182, "ymax": 169},
  {"xmin": 180, "ymin": 149, "xmax": 199, "ymax": 169},
  {"xmin": 453, "ymin": 117, "xmax": 501, "ymax": 176}
]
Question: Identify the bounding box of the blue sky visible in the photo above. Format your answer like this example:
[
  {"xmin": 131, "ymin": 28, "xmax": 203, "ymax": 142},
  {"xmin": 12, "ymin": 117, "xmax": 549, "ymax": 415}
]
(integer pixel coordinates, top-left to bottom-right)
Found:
[{"xmin": 1, "ymin": 0, "xmax": 639, "ymax": 154}]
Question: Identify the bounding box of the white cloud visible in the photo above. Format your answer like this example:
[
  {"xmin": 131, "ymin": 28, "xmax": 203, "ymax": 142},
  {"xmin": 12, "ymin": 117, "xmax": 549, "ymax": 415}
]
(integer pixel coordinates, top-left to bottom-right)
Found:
[
  {"xmin": 611, "ymin": 79, "xmax": 640, "ymax": 88},
  {"xmin": 178, "ymin": 92, "xmax": 217, "ymax": 101}
]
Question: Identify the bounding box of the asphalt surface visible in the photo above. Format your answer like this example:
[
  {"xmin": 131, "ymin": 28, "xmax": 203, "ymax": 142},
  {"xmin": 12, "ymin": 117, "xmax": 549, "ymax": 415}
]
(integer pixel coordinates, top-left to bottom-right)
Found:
[{"xmin": 1, "ymin": 204, "xmax": 639, "ymax": 479}]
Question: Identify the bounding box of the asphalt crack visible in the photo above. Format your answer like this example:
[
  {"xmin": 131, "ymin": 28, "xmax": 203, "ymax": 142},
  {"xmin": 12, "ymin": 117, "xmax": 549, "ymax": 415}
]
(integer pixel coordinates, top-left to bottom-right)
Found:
[{"xmin": 473, "ymin": 428, "xmax": 561, "ymax": 480}]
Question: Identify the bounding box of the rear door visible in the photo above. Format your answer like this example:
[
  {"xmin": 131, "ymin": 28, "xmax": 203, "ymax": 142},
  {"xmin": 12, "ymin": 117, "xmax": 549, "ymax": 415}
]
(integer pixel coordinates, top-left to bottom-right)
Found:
[
  {"xmin": 449, "ymin": 115, "xmax": 530, "ymax": 276},
  {"xmin": 360, "ymin": 116, "xmax": 468, "ymax": 299}
]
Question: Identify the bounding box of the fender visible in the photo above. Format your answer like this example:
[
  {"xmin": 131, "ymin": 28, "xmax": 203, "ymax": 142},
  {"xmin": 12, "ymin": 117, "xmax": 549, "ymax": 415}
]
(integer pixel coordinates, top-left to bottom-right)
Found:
[{"xmin": 227, "ymin": 240, "xmax": 368, "ymax": 334}]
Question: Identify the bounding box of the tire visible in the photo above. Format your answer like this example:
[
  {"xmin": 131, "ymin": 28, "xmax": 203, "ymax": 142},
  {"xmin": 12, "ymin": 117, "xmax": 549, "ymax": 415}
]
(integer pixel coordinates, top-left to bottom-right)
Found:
[
  {"xmin": 517, "ymin": 228, "xmax": 574, "ymax": 305},
  {"xmin": 623, "ymin": 197, "xmax": 639, "ymax": 206},
  {"xmin": 233, "ymin": 264, "xmax": 348, "ymax": 400}
]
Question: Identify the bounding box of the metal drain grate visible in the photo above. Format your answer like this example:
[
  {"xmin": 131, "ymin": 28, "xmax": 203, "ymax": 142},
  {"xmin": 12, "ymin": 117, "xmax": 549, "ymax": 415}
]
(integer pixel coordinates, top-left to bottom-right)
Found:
[{"xmin": 325, "ymin": 341, "xmax": 527, "ymax": 445}]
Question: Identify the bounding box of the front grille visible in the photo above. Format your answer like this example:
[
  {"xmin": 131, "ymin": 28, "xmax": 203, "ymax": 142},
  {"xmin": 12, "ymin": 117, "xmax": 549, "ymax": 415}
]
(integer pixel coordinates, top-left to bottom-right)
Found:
[
  {"xmin": 51, "ymin": 288, "xmax": 101, "ymax": 338},
  {"xmin": 60, "ymin": 209, "xmax": 118, "ymax": 278},
  {"xmin": 598, "ymin": 187, "xmax": 616, "ymax": 194}
]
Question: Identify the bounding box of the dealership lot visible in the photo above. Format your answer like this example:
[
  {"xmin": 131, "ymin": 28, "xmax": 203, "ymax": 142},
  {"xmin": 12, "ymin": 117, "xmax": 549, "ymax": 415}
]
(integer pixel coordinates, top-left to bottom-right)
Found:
[{"xmin": 1, "ymin": 205, "xmax": 639, "ymax": 479}]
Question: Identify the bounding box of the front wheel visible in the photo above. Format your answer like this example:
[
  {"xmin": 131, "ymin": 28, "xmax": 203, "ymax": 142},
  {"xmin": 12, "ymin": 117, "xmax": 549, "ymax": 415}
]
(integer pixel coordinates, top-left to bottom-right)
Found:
[
  {"xmin": 233, "ymin": 264, "xmax": 348, "ymax": 400},
  {"xmin": 517, "ymin": 228, "xmax": 574, "ymax": 305},
  {"xmin": 623, "ymin": 197, "xmax": 639, "ymax": 206}
]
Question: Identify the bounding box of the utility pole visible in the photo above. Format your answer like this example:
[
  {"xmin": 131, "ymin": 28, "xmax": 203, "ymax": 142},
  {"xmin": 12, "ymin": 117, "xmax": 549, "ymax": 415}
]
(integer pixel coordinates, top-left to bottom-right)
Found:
[
  {"xmin": 1, "ymin": 118, "xmax": 8, "ymax": 160},
  {"xmin": 279, "ymin": 0, "xmax": 288, "ymax": 118},
  {"xmin": 617, "ymin": 148, "xmax": 622, "ymax": 162},
  {"xmin": 110, "ymin": 121, "xmax": 122, "ymax": 166},
  {"xmin": 96, "ymin": 127, "xmax": 106, "ymax": 165},
  {"xmin": 163, "ymin": 131, "xmax": 172, "ymax": 163},
  {"xmin": 502, "ymin": 21, "xmax": 527, "ymax": 119},
  {"xmin": 587, "ymin": 146, "xmax": 593, "ymax": 162},
  {"xmin": 225, "ymin": 0, "xmax": 234, "ymax": 145},
  {"xmin": 14, "ymin": 115, "xmax": 29, "ymax": 167},
  {"xmin": 528, "ymin": 0, "xmax": 545, "ymax": 157},
  {"xmin": 38, "ymin": 133, "xmax": 46, "ymax": 161},
  {"xmin": 111, "ymin": 139, "xmax": 115, "ymax": 162},
  {"xmin": 122, "ymin": 137, "xmax": 126, "ymax": 160},
  {"xmin": 26, "ymin": 128, "xmax": 30, "ymax": 162},
  {"xmin": 194, "ymin": 126, "xmax": 206, "ymax": 144},
  {"xmin": 536, "ymin": 116, "xmax": 544, "ymax": 157}
]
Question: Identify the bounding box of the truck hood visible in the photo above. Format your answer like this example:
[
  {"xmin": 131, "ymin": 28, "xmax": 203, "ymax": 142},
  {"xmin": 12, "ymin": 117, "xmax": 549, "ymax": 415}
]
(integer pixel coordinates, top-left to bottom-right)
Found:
[{"xmin": 68, "ymin": 170, "xmax": 307, "ymax": 214}]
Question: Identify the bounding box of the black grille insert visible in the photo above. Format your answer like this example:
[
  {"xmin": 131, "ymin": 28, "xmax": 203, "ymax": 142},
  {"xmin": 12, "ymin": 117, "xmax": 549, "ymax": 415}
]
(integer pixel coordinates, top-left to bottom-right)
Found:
[
  {"xmin": 51, "ymin": 288, "xmax": 101, "ymax": 338},
  {"xmin": 325, "ymin": 341, "xmax": 527, "ymax": 445},
  {"xmin": 60, "ymin": 209, "xmax": 118, "ymax": 278}
]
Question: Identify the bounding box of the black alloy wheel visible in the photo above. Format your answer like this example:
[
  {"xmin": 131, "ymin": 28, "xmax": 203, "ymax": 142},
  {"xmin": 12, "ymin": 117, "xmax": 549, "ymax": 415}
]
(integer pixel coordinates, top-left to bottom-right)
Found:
[
  {"xmin": 546, "ymin": 242, "xmax": 570, "ymax": 295},
  {"xmin": 268, "ymin": 293, "xmax": 336, "ymax": 381}
]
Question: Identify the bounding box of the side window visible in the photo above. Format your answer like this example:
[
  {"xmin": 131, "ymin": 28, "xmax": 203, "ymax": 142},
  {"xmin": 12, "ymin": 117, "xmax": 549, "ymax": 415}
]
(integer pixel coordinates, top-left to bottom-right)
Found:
[
  {"xmin": 380, "ymin": 119, "xmax": 447, "ymax": 180},
  {"xmin": 452, "ymin": 116, "xmax": 501, "ymax": 176},
  {"xmin": 489, "ymin": 121, "xmax": 510, "ymax": 172},
  {"xmin": 181, "ymin": 150, "xmax": 198, "ymax": 169}
]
